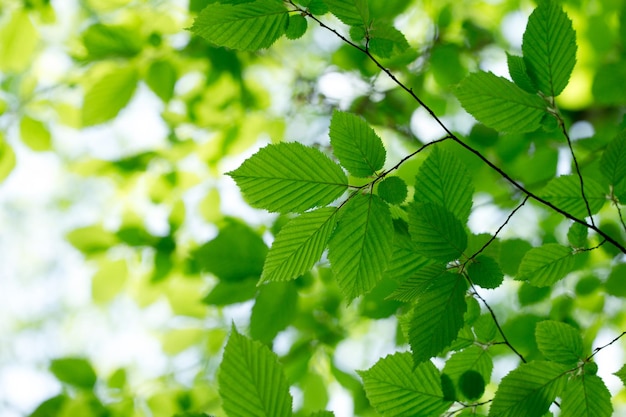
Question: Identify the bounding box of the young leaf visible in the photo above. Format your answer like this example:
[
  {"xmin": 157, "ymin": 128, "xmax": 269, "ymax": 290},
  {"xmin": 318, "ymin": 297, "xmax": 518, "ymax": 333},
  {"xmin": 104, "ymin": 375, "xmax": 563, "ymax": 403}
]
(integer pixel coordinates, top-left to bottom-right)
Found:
[
  {"xmin": 506, "ymin": 53, "xmax": 536, "ymax": 94},
  {"xmin": 191, "ymin": 0, "xmax": 289, "ymax": 51},
  {"xmin": 522, "ymin": 0, "xmax": 577, "ymax": 97},
  {"xmin": 599, "ymin": 129, "xmax": 626, "ymax": 186},
  {"xmin": 218, "ymin": 327, "xmax": 292, "ymax": 417},
  {"xmin": 358, "ymin": 352, "xmax": 450, "ymax": 416},
  {"xmin": 389, "ymin": 263, "xmax": 450, "ymax": 302},
  {"xmin": 19, "ymin": 115, "xmax": 52, "ymax": 151},
  {"xmin": 329, "ymin": 110, "xmax": 386, "ymax": 177},
  {"xmin": 324, "ymin": 0, "xmax": 369, "ymax": 27},
  {"xmin": 561, "ymin": 375, "xmax": 613, "ymax": 417},
  {"xmin": 467, "ymin": 255, "xmax": 504, "ymax": 289},
  {"xmin": 250, "ymin": 282, "xmax": 298, "ymax": 344},
  {"xmin": 49, "ymin": 358, "xmax": 97, "ymax": 389},
  {"xmin": 459, "ymin": 370, "xmax": 485, "ymax": 400},
  {"xmin": 262, "ymin": 207, "xmax": 338, "ymax": 282},
  {"xmin": 328, "ymin": 194, "xmax": 393, "ymax": 300},
  {"xmin": 286, "ymin": 14, "xmax": 308, "ymax": 40},
  {"xmin": 145, "ymin": 60, "xmax": 177, "ymax": 102},
  {"xmin": 408, "ymin": 202, "xmax": 468, "ymax": 263},
  {"xmin": 488, "ymin": 361, "xmax": 568, "ymax": 417},
  {"xmin": 227, "ymin": 142, "xmax": 348, "ymax": 213},
  {"xmin": 539, "ymin": 175, "xmax": 606, "ymax": 219},
  {"xmin": 377, "ymin": 176, "xmax": 407, "ymax": 204},
  {"xmin": 408, "ymin": 273, "xmax": 468, "ymax": 364},
  {"xmin": 368, "ymin": 24, "xmax": 410, "ymax": 58},
  {"xmin": 535, "ymin": 320, "xmax": 583, "ymax": 365},
  {"xmin": 82, "ymin": 65, "xmax": 138, "ymax": 127},
  {"xmin": 414, "ymin": 147, "xmax": 473, "ymax": 222},
  {"xmin": 455, "ymin": 71, "xmax": 547, "ymax": 133},
  {"xmin": 516, "ymin": 243, "xmax": 576, "ymax": 287}
]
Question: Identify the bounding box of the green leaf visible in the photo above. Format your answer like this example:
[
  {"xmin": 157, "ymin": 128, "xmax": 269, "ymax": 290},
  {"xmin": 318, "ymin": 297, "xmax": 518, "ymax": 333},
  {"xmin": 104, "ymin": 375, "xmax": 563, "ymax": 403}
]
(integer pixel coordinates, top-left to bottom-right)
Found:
[
  {"xmin": 328, "ymin": 194, "xmax": 393, "ymax": 300},
  {"xmin": 19, "ymin": 115, "xmax": 52, "ymax": 151},
  {"xmin": 600, "ymin": 129, "xmax": 626, "ymax": 186},
  {"xmin": 467, "ymin": 255, "xmax": 504, "ymax": 289},
  {"xmin": 66, "ymin": 224, "xmax": 119, "ymax": 254},
  {"xmin": 518, "ymin": 282, "xmax": 551, "ymax": 306},
  {"xmin": 262, "ymin": 207, "xmax": 338, "ymax": 282},
  {"xmin": 81, "ymin": 23, "xmax": 141, "ymax": 60},
  {"xmin": 49, "ymin": 358, "xmax": 97, "ymax": 390},
  {"xmin": 506, "ymin": 53, "xmax": 537, "ymax": 94},
  {"xmin": 535, "ymin": 320, "xmax": 583, "ymax": 365},
  {"xmin": 202, "ymin": 278, "xmax": 258, "ymax": 305},
  {"xmin": 0, "ymin": 10, "xmax": 39, "ymax": 73},
  {"xmin": 82, "ymin": 65, "xmax": 138, "ymax": 127},
  {"xmin": 459, "ymin": 370, "xmax": 485, "ymax": 400},
  {"xmin": 227, "ymin": 142, "xmax": 348, "ymax": 213},
  {"xmin": 192, "ymin": 219, "xmax": 267, "ymax": 282},
  {"xmin": 408, "ymin": 202, "xmax": 468, "ymax": 263},
  {"xmin": 567, "ymin": 222, "xmax": 588, "ymax": 248},
  {"xmin": 614, "ymin": 363, "xmax": 626, "ymax": 385},
  {"xmin": 443, "ymin": 346, "xmax": 493, "ymax": 400},
  {"xmin": 605, "ymin": 263, "xmax": 626, "ymax": 297},
  {"xmin": 414, "ymin": 147, "xmax": 473, "ymax": 222},
  {"xmin": 539, "ymin": 175, "xmax": 606, "ymax": 218},
  {"xmin": 500, "ymin": 238, "xmax": 533, "ymax": 276},
  {"xmin": 384, "ymin": 224, "xmax": 434, "ymax": 282},
  {"xmin": 488, "ymin": 361, "xmax": 568, "ymax": 417},
  {"xmin": 219, "ymin": 327, "xmax": 292, "ymax": 417},
  {"xmin": 455, "ymin": 71, "xmax": 547, "ymax": 133},
  {"xmin": 250, "ymin": 281, "xmax": 298, "ymax": 344},
  {"xmin": 308, "ymin": 411, "xmax": 335, "ymax": 417},
  {"xmin": 516, "ymin": 243, "xmax": 576, "ymax": 287},
  {"xmin": 324, "ymin": 0, "xmax": 369, "ymax": 26},
  {"xmin": 377, "ymin": 176, "xmax": 407, "ymax": 204},
  {"xmin": 522, "ymin": 0, "xmax": 577, "ymax": 97},
  {"xmin": 145, "ymin": 60, "xmax": 177, "ymax": 102},
  {"xmin": 190, "ymin": 0, "xmax": 289, "ymax": 51},
  {"xmin": 329, "ymin": 110, "xmax": 386, "ymax": 177},
  {"xmin": 561, "ymin": 375, "xmax": 613, "ymax": 417},
  {"xmin": 389, "ymin": 263, "xmax": 450, "ymax": 302},
  {"xmin": 408, "ymin": 273, "xmax": 468, "ymax": 364},
  {"xmin": 0, "ymin": 134, "xmax": 16, "ymax": 183},
  {"xmin": 368, "ymin": 24, "xmax": 410, "ymax": 59},
  {"xmin": 286, "ymin": 13, "xmax": 308, "ymax": 40},
  {"xmin": 359, "ymin": 352, "xmax": 450, "ymax": 417}
]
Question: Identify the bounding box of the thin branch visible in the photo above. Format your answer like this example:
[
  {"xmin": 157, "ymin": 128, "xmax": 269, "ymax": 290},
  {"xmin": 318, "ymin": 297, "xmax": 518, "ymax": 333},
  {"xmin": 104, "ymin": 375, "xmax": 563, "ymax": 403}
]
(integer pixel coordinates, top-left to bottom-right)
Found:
[
  {"xmin": 610, "ymin": 188, "xmax": 626, "ymax": 234},
  {"xmin": 587, "ymin": 331, "xmax": 626, "ymax": 360},
  {"xmin": 297, "ymin": 5, "xmax": 626, "ymax": 254}
]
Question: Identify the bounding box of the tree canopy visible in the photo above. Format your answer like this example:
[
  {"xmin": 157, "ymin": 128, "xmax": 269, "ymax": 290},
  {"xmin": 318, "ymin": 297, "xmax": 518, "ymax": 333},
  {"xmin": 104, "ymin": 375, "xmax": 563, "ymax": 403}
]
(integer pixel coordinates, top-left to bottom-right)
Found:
[{"xmin": 3, "ymin": 0, "xmax": 626, "ymax": 416}]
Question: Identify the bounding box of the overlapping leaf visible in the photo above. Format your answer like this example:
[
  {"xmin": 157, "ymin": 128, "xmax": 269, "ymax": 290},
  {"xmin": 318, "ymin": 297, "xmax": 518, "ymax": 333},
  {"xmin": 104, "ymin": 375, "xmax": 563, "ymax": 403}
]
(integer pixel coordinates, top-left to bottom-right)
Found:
[
  {"xmin": 368, "ymin": 24, "xmax": 410, "ymax": 58},
  {"xmin": 324, "ymin": 0, "xmax": 369, "ymax": 26},
  {"xmin": 329, "ymin": 110, "xmax": 386, "ymax": 177},
  {"xmin": 443, "ymin": 346, "xmax": 493, "ymax": 391},
  {"xmin": 227, "ymin": 142, "xmax": 348, "ymax": 213},
  {"xmin": 328, "ymin": 194, "xmax": 393, "ymax": 300},
  {"xmin": 408, "ymin": 202, "xmax": 468, "ymax": 262},
  {"xmin": 191, "ymin": 0, "xmax": 289, "ymax": 51},
  {"xmin": 384, "ymin": 226, "xmax": 434, "ymax": 282},
  {"xmin": 535, "ymin": 320, "xmax": 583, "ymax": 365},
  {"xmin": 600, "ymin": 129, "xmax": 626, "ymax": 186},
  {"xmin": 522, "ymin": 0, "xmax": 577, "ymax": 97},
  {"xmin": 250, "ymin": 282, "xmax": 298, "ymax": 344},
  {"xmin": 540, "ymin": 175, "xmax": 606, "ymax": 219},
  {"xmin": 389, "ymin": 263, "xmax": 449, "ymax": 302},
  {"xmin": 414, "ymin": 147, "xmax": 473, "ymax": 222},
  {"xmin": 219, "ymin": 327, "xmax": 292, "ymax": 417},
  {"xmin": 489, "ymin": 361, "xmax": 568, "ymax": 417},
  {"xmin": 359, "ymin": 352, "xmax": 450, "ymax": 417},
  {"xmin": 467, "ymin": 255, "xmax": 504, "ymax": 289},
  {"xmin": 516, "ymin": 243, "xmax": 576, "ymax": 287},
  {"xmin": 408, "ymin": 273, "xmax": 467, "ymax": 364},
  {"xmin": 506, "ymin": 53, "xmax": 536, "ymax": 93},
  {"xmin": 261, "ymin": 207, "xmax": 338, "ymax": 282},
  {"xmin": 455, "ymin": 71, "xmax": 547, "ymax": 133},
  {"xmin": 561, "ymin": 375, "xmax": 613, "ymax": 417}
]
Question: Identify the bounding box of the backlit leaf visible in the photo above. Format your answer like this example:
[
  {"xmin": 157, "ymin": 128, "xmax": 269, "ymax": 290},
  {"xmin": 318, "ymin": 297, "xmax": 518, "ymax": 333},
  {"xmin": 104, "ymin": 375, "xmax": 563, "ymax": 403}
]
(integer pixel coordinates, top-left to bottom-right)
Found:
[
  {"xmin": 455, "ymin": 71, "xmax": 547, "ymax": 133},
  {"xmin": 0, "ymin": 10, "xmax": 39, "ymax": 72},
  {"xmin": 506, "ymin": 53, "xmax": 536, "ymax": 93},
  {"xmin": 489, "ymin": 361, "xmax": 568, "ymax": 417},
  {"xmin": 328, "ymin": 194, "xmax": 393, "ymax": 300},
  {"xmin": 262, "ymin": 207, "xmax": 339, "ymax": 282},
  {"xmin": 539, "ymin": 175, "xmax": 606, "ymax": 219},
  {"xmin": 389, "ymin": 263, "xmax": 450, "ymax": 302},
  {"xmin": 408, "ymin": 273, "xmax": 468, "ymax": 364},
  {"xmin": 408, "ymin": 202, "xmax": 468, "ymax": 262},
  {"xmin": 250, "ymin": 281, "xmax": 298, "ymax": 344},
  {"xmin": 443, "ymin": 346, "xmax": 493, "ymax": 399},
  {"xmin": 219, "ymin": 327, "xmax": 292, "ymax": 417},
  {"xmin": 377, "ymin": 176, "xmax": 407, "ymax": 204},
  {"xmin": 81, "ymin": 23, "xmax": 141, "ymax": 60},
  {"xmin": 145, "ymin": 60, "xmax": 177, "ymax": 102},
  {"xmin": 368, "ymin": 24, "xmax": 410, "ymax": 58},
  {"xmin": 50, "ymin": 358, "xmax": 97, "ymax": 390},
  {"xmin": 414, "ymin": 147, "xmax": 473, "ymax": 222},
  {"xmin": 516, "ymin": 243, "xmax": 576, "ymax": 287},
  {"xmin": 82, "ymin": 65, "xmax": 138, "ymax": 126},
  {"xmin": 535, "ymin": 320, "xmax": 583, "ymax": 365},
  {"xmin": 467, "ymin": 255, "xmax": 504, "ymax": 289},
  {"xmin": 191, "ymin": 0, "xmax": 289, "ymax": 51},
  {"xmin": 561, "ymin": 375, "xmax": 613, "ymax": 417},
  {"xmin": 19, "ymin": 115, "xmax": 52, "ymax": 151},
  {"xmin": 614, "ymin": 363, "xmax": 626, "ymax": 385},
  {"xmin": 329, "ymin": 110, "xmax": 386, "ymax": 177},
  {"xmin": 324, "ymin": 0, "xmax": 369, "ymax": 26},
  {"xmin": 227, "ymin": 142, "xmax": 348, "ymax": 213},
  {"xmin": 384, "ymin": 225, "xmax": 434, "ymax": 282},
  {"xmin": 359, "ymin": 352, "xmax": 450, "ymax": 416},
  {"xmin": 286, "ymin": 14, "xmax": 308, "ymax": 40},
  {"xmin": 522, "ymin": 0, "xmax": 577, "ymax": 97},
  {"xmin": 600, "ymin": 129, "xmax": 626, "ymax": 187}
]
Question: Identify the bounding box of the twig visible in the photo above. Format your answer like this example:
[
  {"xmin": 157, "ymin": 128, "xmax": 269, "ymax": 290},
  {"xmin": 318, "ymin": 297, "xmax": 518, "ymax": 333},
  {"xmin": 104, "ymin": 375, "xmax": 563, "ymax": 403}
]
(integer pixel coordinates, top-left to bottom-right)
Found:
[{"xmin": 587, "ymin": 331, "xmax": 626, "ymax": 360}]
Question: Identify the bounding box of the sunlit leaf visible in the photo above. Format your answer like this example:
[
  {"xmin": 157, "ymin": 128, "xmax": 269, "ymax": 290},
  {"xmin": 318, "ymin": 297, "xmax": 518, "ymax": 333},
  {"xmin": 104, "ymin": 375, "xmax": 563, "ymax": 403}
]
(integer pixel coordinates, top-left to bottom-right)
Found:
[
  {"xmin": 19, "ymin": 116, "xmax": 52, "ymax": 151},
  {"xmin": 408, "ymin": 202, "xmax": 468, "ymax": 262},
  {"xmin": 328, "ymin": 194, "xmax": 393, "ymax": 300},
  {"xmin": 286, "ymin": 14, "xmax": 308, "ymax": 40},
  {"xmin": 522, "ymin": 0, "xmax": 577, "ymax": 97},
  {"xmin": 561, "ymin": 375, "xmax": 613, "ymax": 417},
  {"xmin": 535, "ymin": 320, "xmax": 583, "ymax": 365},
  {"xmin": 506, "ymin": 53, "xmax": 536, "ymax": 93},
  {"xmin": 600, "ymin": 129, "xmax": 626, "ymax": 187},
  {"xmin": 324, "ymin": 0, "xmax": 369, "ymax": 26},
  {"xmin": 262, "ymin": 207, "xmax": 339, "ymax": 282},
  {"xmin": 377, "ymin": 176, "xmax": 407, "ymax": 204},
  {"xmin": 516, "ymin": 243, "xmax": 576, "ymax": 287},
  {"xmin": 455, "ymin": 71, "xmax": 547, "ymax": 133},
  {"xmin": 191, "ymin": 0, "xmax": 289, "ymax": 51},
  {"xmin": 368, "ymin": 24, "xmax": 410, "ymax": 58},
  {"xmin": 605, "ymin": 263, "xmax": 626, "ymax": 297},
  {"xmin": 489, "ymin": 361, "xmax": 568, "ymax": 417},
  {"xmin": 81, "ymin": 23, "xmax": 141, "ymax": 60},
  {"xmin": 82, "ymin": 65, "xmax": 138, "ymax": 126},
  {"xmin": 443, "ymin": 346, "xmax": 493, "ymax": 400},
  {"xmin": 219, "ymin": 327, "xmax": 292, "ymax": 417},
  {"xmin": 0, "ymin": 134, "xmax": 16, "ymax": 183},
  {"xmin": 250, "ymin": 281, "xmax": 298, "ymax": 344},
  {"xmin": 0, "ymin": 10, "xmax": 39, "ymax": 72},
  {"xmin": 145, "ymin": 60, "xmax": 177, "ymax": 102},
  {"xmin": 539, "ymin": 175, "xmax": 606, "ymax": 219},
  {"xmin": 389, "ymin": 263, "xmax": 449, "ymax": 302},
  {"xmin": 359, "ymin": 352, "xmax": 450, "ymax": 416},
  {"xmin": 467, "ymin": 255, "xmax": 504, "ymax": 289},
  {"xmin": 227, "ymin": 142, "xmax": 348, "ymax": 213},
  {"xmin": 329, "ymin": 110, "xmax": 386, "ymax": 177},
  {"xmin": 50, "ymin": 358, "xmax": 97, "ymax": 390}
]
